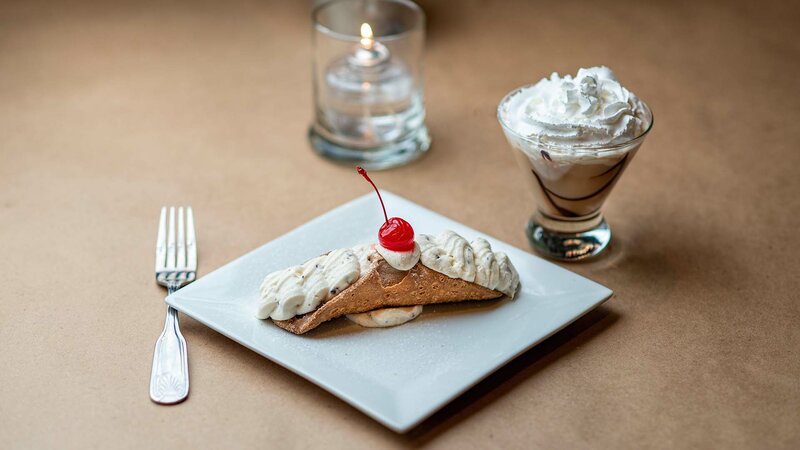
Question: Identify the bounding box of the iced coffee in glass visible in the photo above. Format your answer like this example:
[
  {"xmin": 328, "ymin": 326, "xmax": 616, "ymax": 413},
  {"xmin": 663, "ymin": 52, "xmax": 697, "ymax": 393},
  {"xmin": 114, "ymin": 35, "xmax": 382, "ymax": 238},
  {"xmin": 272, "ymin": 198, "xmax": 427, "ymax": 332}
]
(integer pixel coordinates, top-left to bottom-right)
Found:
[{"xmin": 497, "ymin": 66, "xmax": 653, "ymax": 260}]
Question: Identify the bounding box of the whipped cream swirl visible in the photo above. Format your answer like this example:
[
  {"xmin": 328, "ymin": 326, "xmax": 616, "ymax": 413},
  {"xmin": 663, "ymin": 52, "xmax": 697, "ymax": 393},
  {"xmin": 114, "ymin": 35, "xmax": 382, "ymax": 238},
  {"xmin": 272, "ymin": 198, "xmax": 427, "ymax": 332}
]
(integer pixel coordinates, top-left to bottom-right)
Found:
[
  {"xmin": 376, "ymin": 243, "xmax": 421, "ymax": 271},
  {"xmin": 256, "ymin": 246, "xmax": 374, "ymax": 320},
  {"xmin": 417, "ymin": 231, "xmax": 520, "ymax": 297},
  {"xmin": 500, "ymin": 66, "xmax": 648, "ymax": 147}
]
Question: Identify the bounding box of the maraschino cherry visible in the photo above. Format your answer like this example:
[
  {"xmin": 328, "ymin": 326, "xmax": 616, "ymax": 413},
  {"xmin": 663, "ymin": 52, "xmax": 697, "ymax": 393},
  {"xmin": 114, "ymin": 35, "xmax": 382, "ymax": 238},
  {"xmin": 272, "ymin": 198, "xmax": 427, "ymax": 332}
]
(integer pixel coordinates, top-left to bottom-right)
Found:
[{"xmin": 356, "ymin": 166, "xmax": 415, "ymax": 252}]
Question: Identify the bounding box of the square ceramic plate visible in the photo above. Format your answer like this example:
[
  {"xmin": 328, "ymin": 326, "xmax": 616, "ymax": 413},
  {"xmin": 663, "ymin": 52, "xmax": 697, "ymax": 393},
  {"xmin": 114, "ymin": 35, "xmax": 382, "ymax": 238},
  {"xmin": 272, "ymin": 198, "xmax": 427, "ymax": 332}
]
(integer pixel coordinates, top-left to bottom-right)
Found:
[{"xmin": 166, "ymin": 192, "xmax": 612, "ymax": 432}]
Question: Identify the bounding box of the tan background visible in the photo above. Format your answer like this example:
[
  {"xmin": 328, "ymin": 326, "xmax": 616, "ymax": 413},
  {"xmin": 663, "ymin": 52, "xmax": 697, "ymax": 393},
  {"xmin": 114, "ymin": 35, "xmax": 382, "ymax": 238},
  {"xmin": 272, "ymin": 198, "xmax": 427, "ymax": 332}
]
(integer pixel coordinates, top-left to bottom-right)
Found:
[{"xmin": 1, "ymin": 0, "xmax": 799, "ymax": 448}]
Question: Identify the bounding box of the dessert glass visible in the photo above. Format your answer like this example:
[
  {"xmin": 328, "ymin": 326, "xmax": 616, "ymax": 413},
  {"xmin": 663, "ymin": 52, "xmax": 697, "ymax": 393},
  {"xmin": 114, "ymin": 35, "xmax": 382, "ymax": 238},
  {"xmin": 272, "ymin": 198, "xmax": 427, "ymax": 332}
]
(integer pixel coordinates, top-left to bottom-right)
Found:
[{"xmin": 497, "ymin": 88, "xmax": 653, "ymax": 261}]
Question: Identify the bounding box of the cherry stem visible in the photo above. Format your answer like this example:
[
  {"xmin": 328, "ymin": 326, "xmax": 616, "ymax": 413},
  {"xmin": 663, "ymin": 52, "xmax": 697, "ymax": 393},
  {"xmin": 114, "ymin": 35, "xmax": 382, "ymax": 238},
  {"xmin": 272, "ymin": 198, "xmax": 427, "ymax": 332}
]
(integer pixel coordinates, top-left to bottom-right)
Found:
[{"xmin": 356, "ymin": 166, "xmax": 389, "ymax": 223}]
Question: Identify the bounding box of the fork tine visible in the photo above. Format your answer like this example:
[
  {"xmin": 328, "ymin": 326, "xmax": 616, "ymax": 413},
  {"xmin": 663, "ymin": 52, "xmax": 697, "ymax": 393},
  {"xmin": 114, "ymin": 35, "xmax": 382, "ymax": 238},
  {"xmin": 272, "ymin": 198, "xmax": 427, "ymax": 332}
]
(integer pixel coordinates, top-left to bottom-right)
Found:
[
  {"xmin": 177, "ymin": 207, "xmax": 186, "ymax": 269},
  {"xmin": 186, "ymin": 206, "xmax": 197, "ymax": 271},
  {"xmin": 155, "ymin": 207, "xmax": 167, "ymax": 271},
  {"xmin": 166, "ymin": 206, "xmax": 177, "ymax": 270}
]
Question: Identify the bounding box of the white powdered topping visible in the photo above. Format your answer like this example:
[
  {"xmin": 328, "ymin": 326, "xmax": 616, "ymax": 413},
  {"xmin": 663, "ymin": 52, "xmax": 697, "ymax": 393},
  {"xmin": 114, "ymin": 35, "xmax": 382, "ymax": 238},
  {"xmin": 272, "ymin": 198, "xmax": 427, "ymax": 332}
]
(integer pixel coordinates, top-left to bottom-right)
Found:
[
  {"xmin": 347, "ymin": 305, "xmax": 424, "ymax": 328},
  {"xmin": 255, "ymin": 246, "xmax": 375, "ymax": 320},
  {"xmin": 376, "ymin": 243, "xmax": 421, "ymax": 271},
  {"xmin": 500, "ymin": 66, "xmax": 649, "ymax": 147},
  {"xmin": 417, "ymin": 231, "xmax": 519, "ymax": 297}
]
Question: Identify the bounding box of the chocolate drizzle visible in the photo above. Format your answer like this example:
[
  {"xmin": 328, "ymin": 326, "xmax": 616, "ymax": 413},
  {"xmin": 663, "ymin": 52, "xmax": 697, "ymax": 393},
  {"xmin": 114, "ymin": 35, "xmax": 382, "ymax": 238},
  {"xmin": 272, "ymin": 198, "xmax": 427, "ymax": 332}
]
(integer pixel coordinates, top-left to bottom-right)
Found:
[
  {"xmin": 529, "ymin": 153, "xmax": 629, "ymax": 218},
  {"xmin": 593, "ymin": 154, "xmax": 628, "ymax": 178},
  {"xmin": 530, "ymin": 169, "xmax": 581, "ymax": 217}
]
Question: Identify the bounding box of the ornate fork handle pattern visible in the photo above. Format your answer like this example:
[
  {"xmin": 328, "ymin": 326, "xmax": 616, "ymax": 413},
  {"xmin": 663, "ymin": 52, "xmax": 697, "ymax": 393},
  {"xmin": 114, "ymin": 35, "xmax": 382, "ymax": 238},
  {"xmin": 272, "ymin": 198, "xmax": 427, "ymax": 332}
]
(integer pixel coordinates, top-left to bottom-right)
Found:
[
  {"xmin": 150, "ymin": 207, "xmax": 196, "ymax": 405},
  {"xmin": 150, "ymin": 283, "xmax": 189, "ymax": 404}
]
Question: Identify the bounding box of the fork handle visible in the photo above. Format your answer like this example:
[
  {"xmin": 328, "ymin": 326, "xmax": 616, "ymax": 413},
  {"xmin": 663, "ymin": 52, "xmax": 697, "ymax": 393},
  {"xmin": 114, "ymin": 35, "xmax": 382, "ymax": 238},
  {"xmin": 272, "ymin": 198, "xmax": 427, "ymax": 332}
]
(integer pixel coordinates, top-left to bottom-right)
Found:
[{"xmin": 149, "ymin": 305, "xmax": 189, "ymax": 404}]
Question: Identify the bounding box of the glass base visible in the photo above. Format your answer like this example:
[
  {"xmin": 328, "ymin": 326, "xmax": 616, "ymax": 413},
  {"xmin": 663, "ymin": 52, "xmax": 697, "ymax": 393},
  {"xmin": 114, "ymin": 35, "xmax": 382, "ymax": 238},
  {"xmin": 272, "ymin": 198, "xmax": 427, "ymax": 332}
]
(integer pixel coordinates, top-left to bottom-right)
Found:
[
  {"xmin": 526, "ymin": 216, "xmax": 611, "ymax": 261},
  {"xmin": 308, "ymin": 126, "xmax": 431, "ymax": 171}
]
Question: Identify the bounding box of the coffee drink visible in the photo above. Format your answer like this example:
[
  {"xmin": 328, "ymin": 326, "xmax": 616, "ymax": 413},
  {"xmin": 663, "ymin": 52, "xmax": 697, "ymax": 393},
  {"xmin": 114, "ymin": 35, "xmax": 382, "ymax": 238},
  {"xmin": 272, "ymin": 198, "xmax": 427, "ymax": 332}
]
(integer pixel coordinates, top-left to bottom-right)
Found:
[{"xmin": 498, "ymin": 66, "xmax": 652, "ymax": 259}]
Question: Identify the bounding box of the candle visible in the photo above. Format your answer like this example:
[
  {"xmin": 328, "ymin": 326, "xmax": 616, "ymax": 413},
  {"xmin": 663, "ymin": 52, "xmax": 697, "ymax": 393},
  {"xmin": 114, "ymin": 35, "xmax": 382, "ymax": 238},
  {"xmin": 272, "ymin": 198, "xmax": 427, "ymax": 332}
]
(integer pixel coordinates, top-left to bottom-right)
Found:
[
  {"xmin": 323, "ymin": 21, "xmax": 413, "ymax": 138},
  {"xmin": 309, "ymin": 0, "xmax": 429, "ymax": 169}
]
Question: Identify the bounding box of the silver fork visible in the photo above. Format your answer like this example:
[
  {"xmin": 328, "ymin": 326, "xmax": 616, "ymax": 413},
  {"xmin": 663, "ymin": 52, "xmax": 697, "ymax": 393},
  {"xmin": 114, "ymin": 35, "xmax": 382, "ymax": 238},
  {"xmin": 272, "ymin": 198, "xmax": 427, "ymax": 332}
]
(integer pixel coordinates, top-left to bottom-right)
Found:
[{"xmin": 150, "ymin": 206, "xmax": 197, "ymax": 404}]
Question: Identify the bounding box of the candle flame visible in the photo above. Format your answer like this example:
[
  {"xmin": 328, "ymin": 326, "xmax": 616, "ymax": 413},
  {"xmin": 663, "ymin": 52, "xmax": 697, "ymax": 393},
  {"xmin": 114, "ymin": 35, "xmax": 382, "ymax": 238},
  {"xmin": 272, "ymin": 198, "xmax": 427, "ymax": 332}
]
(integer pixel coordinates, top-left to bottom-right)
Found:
[{"xmin": 360, "ymin": 22, "xmax": 373, "ymax": 48}]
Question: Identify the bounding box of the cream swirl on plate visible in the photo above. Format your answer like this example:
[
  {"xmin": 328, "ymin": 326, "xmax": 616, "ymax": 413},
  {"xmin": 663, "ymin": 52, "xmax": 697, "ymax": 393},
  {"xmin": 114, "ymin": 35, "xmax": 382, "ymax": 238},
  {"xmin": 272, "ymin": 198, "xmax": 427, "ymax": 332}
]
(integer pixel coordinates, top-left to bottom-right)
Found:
[
  {"xmin": 417, "ymin": 231, "xmax": 519, "ymax": 297},
  {"xmin": 500, "ymin": 66, "xmax": 648, "ymax": 147},
  {"xmin": 347, "ymin": 305, "xmax": 424, "ymax": 328}
]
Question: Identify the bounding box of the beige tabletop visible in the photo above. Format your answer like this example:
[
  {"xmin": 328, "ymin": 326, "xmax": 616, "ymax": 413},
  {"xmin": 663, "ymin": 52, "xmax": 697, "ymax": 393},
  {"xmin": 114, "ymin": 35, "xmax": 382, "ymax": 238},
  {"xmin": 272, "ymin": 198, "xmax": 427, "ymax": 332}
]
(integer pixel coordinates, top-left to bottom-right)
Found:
[{"xmin": 2, "ymin": 0, "xmax": 799, "ymax": 448}]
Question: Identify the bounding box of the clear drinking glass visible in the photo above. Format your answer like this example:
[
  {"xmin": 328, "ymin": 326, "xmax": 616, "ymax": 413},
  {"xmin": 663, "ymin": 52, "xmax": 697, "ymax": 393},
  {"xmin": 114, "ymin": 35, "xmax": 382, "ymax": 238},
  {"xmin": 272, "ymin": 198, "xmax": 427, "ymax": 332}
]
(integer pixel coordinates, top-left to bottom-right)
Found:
[
  {"xmin": 310, "ymin": 0, "xmax": 429, "ymax": 170},
  {"xmin": 498, "ymin": 88, "xmax": 653, "ymax": 260}
]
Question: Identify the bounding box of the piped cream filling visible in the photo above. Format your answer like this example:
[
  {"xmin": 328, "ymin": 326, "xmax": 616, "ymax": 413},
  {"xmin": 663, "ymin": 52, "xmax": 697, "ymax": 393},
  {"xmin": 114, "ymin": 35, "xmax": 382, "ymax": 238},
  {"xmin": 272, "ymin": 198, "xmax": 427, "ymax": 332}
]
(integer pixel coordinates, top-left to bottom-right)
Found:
[{"xmin": 417, "ymin": 231, "xmax": 519, "ymax": 297}]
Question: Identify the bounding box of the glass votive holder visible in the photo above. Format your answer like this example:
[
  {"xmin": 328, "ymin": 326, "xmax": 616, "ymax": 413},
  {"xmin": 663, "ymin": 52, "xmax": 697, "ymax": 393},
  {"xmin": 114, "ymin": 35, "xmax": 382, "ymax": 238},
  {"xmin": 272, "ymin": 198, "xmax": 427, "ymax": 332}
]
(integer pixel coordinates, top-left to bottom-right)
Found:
[{"xmin": 309, "ymin": 0, "xmax": 430, "ymax": 170}]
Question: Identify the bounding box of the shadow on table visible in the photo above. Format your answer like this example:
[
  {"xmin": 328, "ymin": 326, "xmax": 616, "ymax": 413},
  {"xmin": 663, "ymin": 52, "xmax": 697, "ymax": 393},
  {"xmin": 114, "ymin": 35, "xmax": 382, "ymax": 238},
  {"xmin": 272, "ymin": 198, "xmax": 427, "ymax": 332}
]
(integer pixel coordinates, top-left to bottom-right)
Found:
[
  {"xmin": 567, "ymin": 216, "xmax": 751, "ymax": 300},
  {"xmin": 396, "ymin": 304, "xmax": 619, "ymax": 446}
]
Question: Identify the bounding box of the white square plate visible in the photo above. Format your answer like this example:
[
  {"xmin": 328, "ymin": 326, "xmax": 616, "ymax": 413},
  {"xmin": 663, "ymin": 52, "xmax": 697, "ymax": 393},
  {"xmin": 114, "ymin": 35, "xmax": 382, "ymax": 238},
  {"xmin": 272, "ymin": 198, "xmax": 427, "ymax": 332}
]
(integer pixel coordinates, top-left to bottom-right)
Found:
[{"xmin": 166, "ymin": 192, "xmax": 612, "ymax": 432}]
